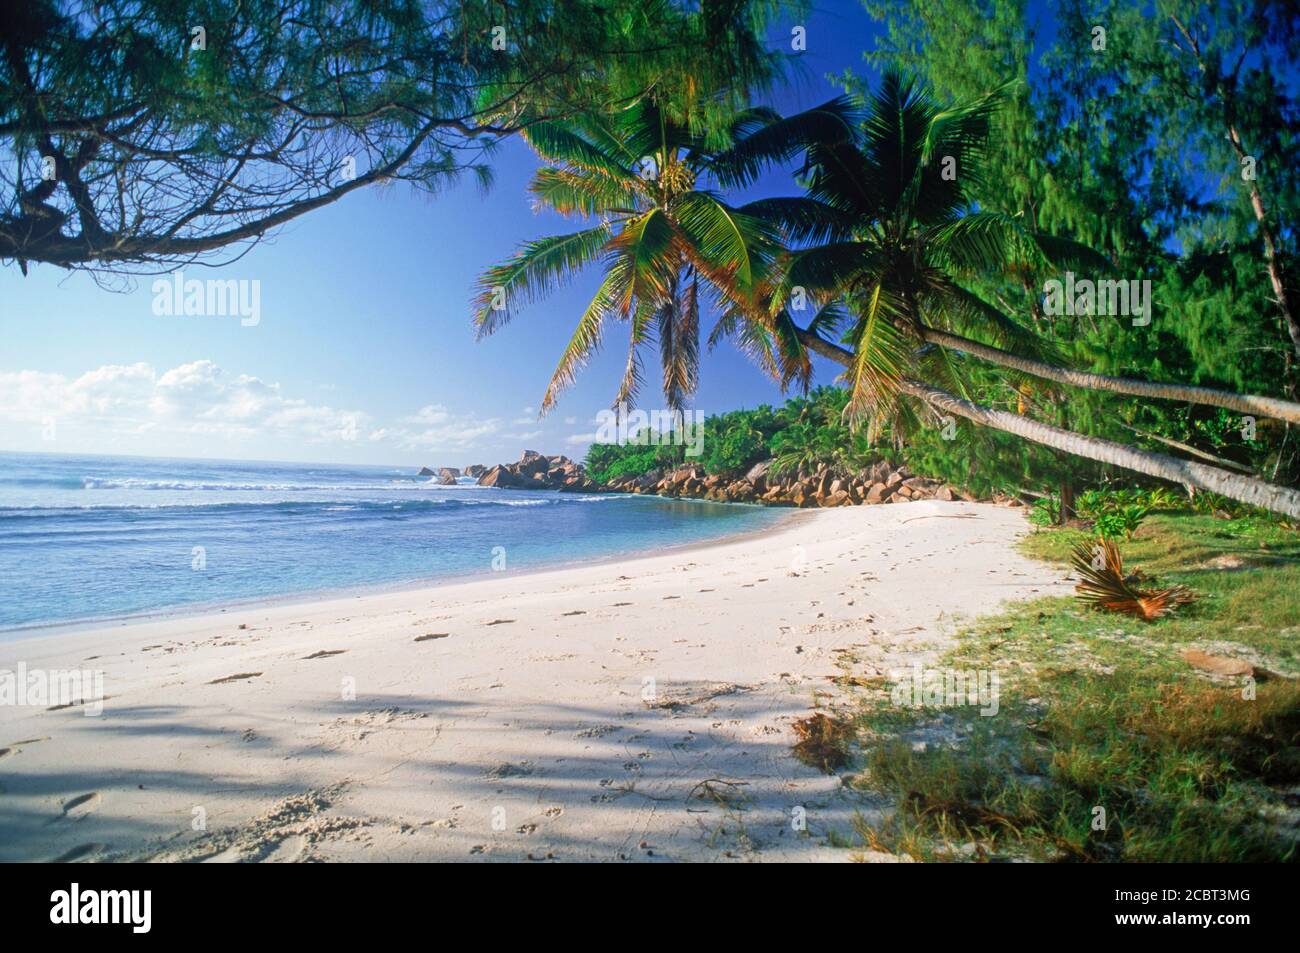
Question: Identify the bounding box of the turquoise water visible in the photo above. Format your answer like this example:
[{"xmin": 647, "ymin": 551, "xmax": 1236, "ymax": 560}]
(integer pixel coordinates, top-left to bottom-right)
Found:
[{"xmin": 0, "ymin": 452, "xmax": 784, "ymax": 632}]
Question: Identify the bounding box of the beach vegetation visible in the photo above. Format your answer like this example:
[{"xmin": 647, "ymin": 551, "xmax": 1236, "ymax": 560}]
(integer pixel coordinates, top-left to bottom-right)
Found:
[{"xmin": 843, "ymin": 510, "xmax": 1300, "ymax": 862}]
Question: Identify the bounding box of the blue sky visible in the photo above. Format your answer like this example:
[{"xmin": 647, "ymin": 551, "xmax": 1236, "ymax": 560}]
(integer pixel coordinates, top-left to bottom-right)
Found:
[{"xmin": 0, "ymin": 1, "xmax": 884, "ymax": 467}]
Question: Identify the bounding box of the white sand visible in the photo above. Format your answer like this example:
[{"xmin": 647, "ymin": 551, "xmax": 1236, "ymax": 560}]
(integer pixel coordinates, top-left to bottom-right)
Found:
[{"xmin": 0, "ymin": 500, "xmax": 1068, "ymax": 862}]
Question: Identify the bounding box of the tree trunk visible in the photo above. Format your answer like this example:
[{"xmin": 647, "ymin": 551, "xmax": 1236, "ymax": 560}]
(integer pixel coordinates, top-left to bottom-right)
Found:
[
  {"xmin": 1223, "ymin": 121, "xmax": 1300, "ymax": 368},
  {"xmin": 795, "ymin": 327, "xmax": 1300, "ymax": 519},
  {"xmin": 1170, "ymin": 14, "xmax": 1300, "ymax": 369},
  {"xmin": 1058, "ymin": 477, "xmax": 1075, "ymax": 525},
  {"xmin": 918, "ymin": 325, "xmax": 1300, "ymax": 424}
]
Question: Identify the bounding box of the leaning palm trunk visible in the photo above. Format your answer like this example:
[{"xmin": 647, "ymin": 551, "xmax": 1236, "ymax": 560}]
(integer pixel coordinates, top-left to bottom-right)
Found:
[
  {"xmin": 919, "ymin": 325, "xmax": 1300, "ymax": 425},
  {"xmin": 795, "ymin": 328, "xmax": 1300, "ymax": 519}
]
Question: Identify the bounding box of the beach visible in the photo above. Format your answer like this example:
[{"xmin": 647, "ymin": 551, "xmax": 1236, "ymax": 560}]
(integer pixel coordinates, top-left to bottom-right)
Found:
[{"xmin": 0, "ymin": 500, "xmax": 1069, "ymax": 862}]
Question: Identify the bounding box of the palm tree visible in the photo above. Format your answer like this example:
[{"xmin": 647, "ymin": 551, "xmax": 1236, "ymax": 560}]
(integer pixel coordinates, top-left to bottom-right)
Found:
[
  {"xmin": 769, "ymin": 71, "xmax": 1300, "ymax": 517},
  {"xmin": 472, "ymin": 95, "xmax": 854, "ymax": 414}
]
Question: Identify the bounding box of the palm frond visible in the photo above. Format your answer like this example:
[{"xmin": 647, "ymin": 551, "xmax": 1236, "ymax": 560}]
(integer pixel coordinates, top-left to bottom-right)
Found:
[
  {"xmin": 771, "ymin": 307, "xmax": 814, "ymax": 393},
  {"xmin": 1071, "ymin": 539, "xmax": 1196, "ymax": 622},
  {"xmin": 843, "ymin": 282, "xmax": 911, "ymax": 441},
  {"xmin": 473, "ymin": 224, "xmax": 614, "ymax": 336},
  {"xmin": 805, "ymin": 300, "xmax": 850, "ymax": 339},
  {"xmin": 607, "ymin": 208, "xmax": 679, "ymax": 309},
  {"xmin": 779, "ymin": 241, "xmax": 878, "ymax": 305},
  {"xmin": 659, "ymin": 276, "xmax": 700, "ymax": 411},
  {"xmin": 708, "ymin": 300, "xmax": 788, "ymax": 387},
  {"xmin": 802, "ymin": 135, "xmax": 881, "ymax": 218},
  {"xmin": 927, "ymin": 210, "xmax": 1029, "ymax": 274},
  {"xmin": 860, "ymin": 69, "xmax": 934, "ymax": 220},
  {"xmin": 530, "ymin": 166, "xmax": 643, "ymax": 217},
  {"xmin": 934, "ymin": 279, "xmax": 1065, "ymax": 366},
  {"xmin": 737, "ymin": 197, "xmax": 854, "ymax": 245},
  {"xmin": 920, "ymin": 83, "xmax": 1007, "ymax": 167},
  {"xmin": 910, "ymin": 83, "xmax": 1007, "ymax": 222},
  {"xmin": 613, "ymin": 298, "xmax": 655, "ymax": 407},
  {"xmin": 539, "ymin": 258, "xmax": 631, "ymax": 414},
  {"xmin": 522, "ymin": 122, "xmax": 640, "ymax": 182},
  {"xmin": 710, "ymin": 97, "xmax": 861, "ymax": 189},
  {"xmin": 930, "ymin": 211, "xmax": 1108, "ymax": 277},
  {"xmin": 1030, "ymin": 231, "xmax": 1112, "ymax": 271},
  {"xmin": 674, "ymin": 190, "xmax": 777, "ymax": 294}
]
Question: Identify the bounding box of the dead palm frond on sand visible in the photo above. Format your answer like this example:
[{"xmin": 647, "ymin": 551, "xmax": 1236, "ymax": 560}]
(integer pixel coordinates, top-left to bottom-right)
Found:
[{"xmin": 1070, "ymin": 538, "xmax": 1196, "ymax": 622}]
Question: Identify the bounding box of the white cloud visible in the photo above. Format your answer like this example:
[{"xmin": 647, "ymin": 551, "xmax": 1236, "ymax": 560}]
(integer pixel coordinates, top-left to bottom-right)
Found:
[
  {"xmin": 405, "ymin": 404, "xmax": 452, "ymax": 426},
  {"xmin": 0, "ymin": 361, "xmax": 504, "ymax": 456},
  {"xmin": 0, "ymin": 360, "xmax": 366, "ymax": 444},
  {"xmin": 390, "ymin": 418, "xmax": 502, "ymax": 452},
  {"xmin": 565, "ymin": 432, "xmax": 598, "ymax": 445}
]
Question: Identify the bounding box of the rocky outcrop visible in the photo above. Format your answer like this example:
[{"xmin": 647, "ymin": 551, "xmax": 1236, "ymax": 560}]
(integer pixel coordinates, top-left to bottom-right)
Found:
[
  {"xmin": 432, "ymin": 450, "xmax": 1017, "ymax": 510},
  {"xmin": 418, "ymin": 465, "xmax": 463, "ymax": 484},
  {"xmin": 602, "ymin": 460, "xmax": 989, "ymax": 508},
  {"xmin": 473, "ymin": 450, "xmax": 597, "ymax": 492}
]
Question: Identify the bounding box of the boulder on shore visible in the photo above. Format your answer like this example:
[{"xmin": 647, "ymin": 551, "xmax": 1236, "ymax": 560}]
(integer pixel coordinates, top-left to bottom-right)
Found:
[
  {"xmin": 865, "ymin": 482, "xmax": 893, "ymax": 504},
  {"xmin": 475, "ymin": 453, "xmax": 596, "ymax": 492},
  {"xmin": 478, "ymin": 465, "xmax": 518, "ymax": 488},
  {"xmin": 437, "ymin": 467, "xmax": 460, "ymax": 485}
]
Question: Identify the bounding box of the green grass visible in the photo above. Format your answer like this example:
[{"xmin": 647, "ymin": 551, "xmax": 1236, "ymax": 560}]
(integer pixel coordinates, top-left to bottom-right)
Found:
[{"xmin": 845, "ymin": 509, "xmax": 1300, "ymax": 862}]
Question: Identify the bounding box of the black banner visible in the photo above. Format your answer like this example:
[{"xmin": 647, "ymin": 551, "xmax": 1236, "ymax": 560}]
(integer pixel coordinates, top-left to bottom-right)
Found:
[{"xmin": 6, "ymin": 864, "xmax": 1283, "ymax": 939}]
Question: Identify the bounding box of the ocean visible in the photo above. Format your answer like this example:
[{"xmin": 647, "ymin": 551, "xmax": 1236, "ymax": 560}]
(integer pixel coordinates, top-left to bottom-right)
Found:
[{"xmin": 0, "ymin": 451, "xmax": 784, "ymax": 632}]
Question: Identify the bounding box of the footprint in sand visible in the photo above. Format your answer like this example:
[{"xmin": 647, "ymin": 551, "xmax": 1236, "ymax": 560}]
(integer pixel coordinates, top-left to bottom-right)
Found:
[
  {"xmin": 611, "ymin": 602, "xmax": 633, "ymax": 607},
  {"xmin": 51, "ymin": 843, "xmax": 105, "ymax": 863},
  {"xmin": 414, "ymin": 632, "xmax": 449, "ymax": 642},
  {"xmin": 302, "ymin": 650, "xmax": 346, "ymax": 660},
  {"xmin": 55, "ymin": 792, "xmax": 101, "ymax": 822},
  {"xmin": 482, "ymin": 619, "xmax": 515, "ymax": 626},
  {"xmin": 208, "ymin": 672, "xmax": 262, "ymax": 684},
  {"xmin": 561, "ymin": 610, "xmax": 586, "ymax": 616},
  {"xmin": 2, "ymin": 737, "xmax": 45, "ymax": 760}
]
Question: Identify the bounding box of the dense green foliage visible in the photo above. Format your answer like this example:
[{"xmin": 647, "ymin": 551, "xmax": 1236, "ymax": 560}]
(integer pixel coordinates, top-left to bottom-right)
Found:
[
  {"xmin": 2, "ymin": 0, "xmax": 785, "ymax": 270},
  {"xmin": 855, "ymin": 0, "xmax": 1300, "ymax": 497},
  {"xmin": 582, "ymin": 386, "xmax": 885, "ymax": 483},
  {"xmin": 583, "ymin": 439, "xmax": 685, "ymax": 485}
]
